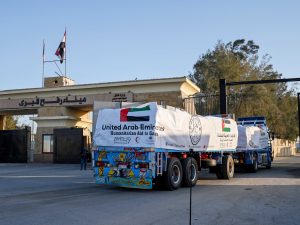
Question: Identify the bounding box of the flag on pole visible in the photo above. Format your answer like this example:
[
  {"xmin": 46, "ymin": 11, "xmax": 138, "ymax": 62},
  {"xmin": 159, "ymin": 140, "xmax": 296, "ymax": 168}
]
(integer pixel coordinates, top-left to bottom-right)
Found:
[{"xmin": 55, "ymin": 30, "xmax": 66, "ymax": 63}]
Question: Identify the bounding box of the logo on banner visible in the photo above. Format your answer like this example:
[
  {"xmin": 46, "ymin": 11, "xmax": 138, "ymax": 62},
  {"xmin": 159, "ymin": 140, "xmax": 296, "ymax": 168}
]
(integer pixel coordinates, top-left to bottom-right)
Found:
[
  {"xmin": 222, "ymin": 119, "xmax": 231, "ymax": 132},
  {"xmin": 146, "ymin": 135, "xmax": 155, "ymax": 144},
  {"xmin": 189, "ymin": 116, "xmax": 202, "ymax": 145},
  {"xmin": 114, "ymin": 137, "xmax": 131, "ymax": 144},
  {"xmin": 135, "ymin": 136, "xmax": 140, "ymax": 143},
  {"xmin": 120, "ymin": 105, "xmax": 150, "ymax": 122}
]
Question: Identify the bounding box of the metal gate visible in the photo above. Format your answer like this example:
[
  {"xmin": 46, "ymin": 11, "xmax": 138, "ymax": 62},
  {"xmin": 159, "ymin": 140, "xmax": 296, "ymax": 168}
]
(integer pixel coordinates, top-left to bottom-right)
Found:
[
  {"xmin": 0, "ymin": 128, "xmax": 31, "ymax": 163},
  {"xmin": 53, "ymin": 128, "xmax": 83, "ymax": 163},
  {"xmin": 183, "ymin": 93, "xmax": 250, "ymax": 116},
  {"xmin": 184, "ymin": 94, "xmax": 220, "ymax": 115}
]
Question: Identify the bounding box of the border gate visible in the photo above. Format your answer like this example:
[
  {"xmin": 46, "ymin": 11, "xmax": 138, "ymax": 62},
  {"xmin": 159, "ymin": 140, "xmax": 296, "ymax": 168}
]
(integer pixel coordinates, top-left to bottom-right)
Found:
[
  {"xmin": 53, "ymin": 128, "xmax": 83, "ymax": 163},
  {"xmin": 0, "ymin": 128, "xmax": 31, "ymax": 163}
]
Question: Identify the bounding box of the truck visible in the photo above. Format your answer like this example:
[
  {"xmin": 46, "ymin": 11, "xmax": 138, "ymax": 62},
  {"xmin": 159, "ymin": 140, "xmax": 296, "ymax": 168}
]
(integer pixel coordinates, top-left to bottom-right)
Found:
[
  {"xmin": 92, "ymin": 102, "xmax": 239, "ymax": 190},
  {"xmin": 232, "ymin": 116, "xmax": 272, "ymax": 172}
]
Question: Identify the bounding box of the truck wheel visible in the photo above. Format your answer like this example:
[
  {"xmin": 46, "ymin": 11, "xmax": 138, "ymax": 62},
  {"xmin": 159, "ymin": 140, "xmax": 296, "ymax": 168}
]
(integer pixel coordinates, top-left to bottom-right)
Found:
[
  {"xmin": 164, "ymin": 157, "xmax": 183, "ymax": 190},
  {"xmin": 248, "ymin": 155, "xmax": 258, "ymax": 173},
  {"xmin": 266, "ymin": 156, "xmax": 272, "ymax": 169},
  {"xmin": 221, "ymin": 155, "xmax": 234, "ymax": 179},
  {"xmin": 182, "ymin": 157, "xmax": 198, "ymax": 187}
]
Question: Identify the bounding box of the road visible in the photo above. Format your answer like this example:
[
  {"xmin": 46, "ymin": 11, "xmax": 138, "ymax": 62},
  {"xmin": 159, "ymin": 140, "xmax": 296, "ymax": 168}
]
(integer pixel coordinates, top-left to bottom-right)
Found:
[{"xmin": 0, "ymin": 155, "xmax": 299, "ymax": 225}]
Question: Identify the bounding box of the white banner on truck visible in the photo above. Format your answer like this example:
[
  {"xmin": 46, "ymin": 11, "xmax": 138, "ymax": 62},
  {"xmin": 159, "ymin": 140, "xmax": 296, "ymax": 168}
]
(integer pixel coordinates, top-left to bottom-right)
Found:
[
  {"xmin": 93, "ymin": 102, "xmax": 238, "ymax": 151},
  {"xmin": 237, "ymin": 125, "xmax": 269, "ymax": 150}
]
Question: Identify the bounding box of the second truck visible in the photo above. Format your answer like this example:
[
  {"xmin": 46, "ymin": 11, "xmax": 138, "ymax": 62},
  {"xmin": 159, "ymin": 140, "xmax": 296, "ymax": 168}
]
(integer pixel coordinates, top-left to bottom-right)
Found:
[{"xmin": 233, "ymin": 116, "xmax": 272, "ymax": 172}]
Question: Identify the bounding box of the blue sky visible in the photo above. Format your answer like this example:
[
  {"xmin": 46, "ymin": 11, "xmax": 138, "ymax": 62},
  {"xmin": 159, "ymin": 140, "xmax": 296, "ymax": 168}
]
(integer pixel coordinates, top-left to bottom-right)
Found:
[{"xmin": 0, "ymin": 0, "xmax": 299, "ymax": 91}]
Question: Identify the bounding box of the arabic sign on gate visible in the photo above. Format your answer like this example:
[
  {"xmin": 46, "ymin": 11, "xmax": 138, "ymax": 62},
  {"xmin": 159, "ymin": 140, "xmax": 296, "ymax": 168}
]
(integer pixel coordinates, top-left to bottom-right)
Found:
[
  {"xmin": 0, "ymin": 93, "xmax": 133, "ymax": 110},
  {"xmin": 18, "ymin": 96, "xmax": 87, "ymax": 107}
]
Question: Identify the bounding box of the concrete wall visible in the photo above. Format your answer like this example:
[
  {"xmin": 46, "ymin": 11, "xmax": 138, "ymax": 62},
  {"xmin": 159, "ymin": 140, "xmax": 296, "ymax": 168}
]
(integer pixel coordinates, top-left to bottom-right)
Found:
[
  {"xmin": 44, "ymin": 76, "xmax": 75, "ymax": 88},
  {"xmin": 272, "ymin": 138, "xmax": 296, "ymax": 157},
  {"xmin": 34, "ymin": 127, "xmax": 54, "ymax": 162},
  {"xmin": 133, "ymin": 91, "xmax": 183, "ymax": 108}
]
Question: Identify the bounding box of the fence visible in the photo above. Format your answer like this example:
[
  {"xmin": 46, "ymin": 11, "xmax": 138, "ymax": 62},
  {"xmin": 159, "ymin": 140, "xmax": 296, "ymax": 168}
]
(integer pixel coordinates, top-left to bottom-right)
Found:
[
  {"xmin": 183, "ymin": 94, "xmax": 219, "ymax": 115},
  {"xmin": 183, "ymin": 93, "xmax": 264, "ymax": 116},
  {"xmin": 272, "ymin": 138, "xmax": 296, "ymax": 157}
]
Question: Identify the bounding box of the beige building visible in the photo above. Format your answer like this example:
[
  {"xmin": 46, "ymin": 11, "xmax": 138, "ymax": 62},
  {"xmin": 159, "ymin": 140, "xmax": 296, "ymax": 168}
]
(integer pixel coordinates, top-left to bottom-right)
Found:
[{"xmin": 0, "ymin": 76, "xmax": 200, "ymax": 163}]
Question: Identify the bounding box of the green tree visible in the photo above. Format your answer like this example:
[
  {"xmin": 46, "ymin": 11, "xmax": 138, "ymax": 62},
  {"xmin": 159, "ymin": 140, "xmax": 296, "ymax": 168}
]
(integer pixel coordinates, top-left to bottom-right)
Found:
[
  {"xmin": 5, "ymin": 115, "xmax": 19, "ymax": 130},
  {"xmin": 189, "ymin": 39, "xmax": 297, "ymax": 140}
]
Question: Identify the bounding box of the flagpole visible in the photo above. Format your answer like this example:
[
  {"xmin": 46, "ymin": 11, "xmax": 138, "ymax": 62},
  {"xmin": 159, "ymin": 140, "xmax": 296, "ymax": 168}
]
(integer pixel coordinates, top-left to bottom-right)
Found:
[{"xmin": 64, "ymin": 28, "xmax": 67, "ymax": 77}]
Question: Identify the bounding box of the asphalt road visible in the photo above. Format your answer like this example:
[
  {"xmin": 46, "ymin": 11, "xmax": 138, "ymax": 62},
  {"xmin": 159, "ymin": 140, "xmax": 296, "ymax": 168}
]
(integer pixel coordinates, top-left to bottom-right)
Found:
[{"xmin": 0, "ymin": 155, "xmax": 299, "ymax": 225}]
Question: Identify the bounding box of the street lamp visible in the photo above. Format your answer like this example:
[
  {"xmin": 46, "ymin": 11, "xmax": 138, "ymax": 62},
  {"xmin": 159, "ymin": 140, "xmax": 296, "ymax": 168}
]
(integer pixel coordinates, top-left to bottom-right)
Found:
[{"xmin": 296, "ymin": 93, "xmax": 300, "ymax": 152}]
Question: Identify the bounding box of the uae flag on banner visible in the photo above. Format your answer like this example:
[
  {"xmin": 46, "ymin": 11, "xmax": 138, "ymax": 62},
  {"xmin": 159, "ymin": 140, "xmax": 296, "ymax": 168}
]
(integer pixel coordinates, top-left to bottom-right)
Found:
[
  {"xmin": 55, "ymin": 30, "xmax": 66, "ymax": 63},
  {"xmin": 120, "ymin": 105, "xmax": 151, "ymax": 122}
]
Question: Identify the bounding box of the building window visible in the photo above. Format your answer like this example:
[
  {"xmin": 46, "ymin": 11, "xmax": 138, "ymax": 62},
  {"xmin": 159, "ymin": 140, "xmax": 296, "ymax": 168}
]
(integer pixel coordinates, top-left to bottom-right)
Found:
[{"xmin": 43, "ymin": 134, "xmax": 53, "ymax": 153}]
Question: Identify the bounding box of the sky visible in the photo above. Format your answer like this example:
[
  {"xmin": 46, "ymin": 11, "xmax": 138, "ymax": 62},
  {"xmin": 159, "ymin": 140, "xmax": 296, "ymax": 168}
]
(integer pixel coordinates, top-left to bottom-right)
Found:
[{"xmin": 0, "ymin": 0, "xmax": 299, "ymax": 91}]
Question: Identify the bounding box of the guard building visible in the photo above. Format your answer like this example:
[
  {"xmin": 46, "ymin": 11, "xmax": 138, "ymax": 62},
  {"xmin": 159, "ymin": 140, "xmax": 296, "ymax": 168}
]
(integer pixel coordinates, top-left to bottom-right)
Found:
[{"xmin": 0, "ymin": 76, "xmax": 200, "ymax": 163}]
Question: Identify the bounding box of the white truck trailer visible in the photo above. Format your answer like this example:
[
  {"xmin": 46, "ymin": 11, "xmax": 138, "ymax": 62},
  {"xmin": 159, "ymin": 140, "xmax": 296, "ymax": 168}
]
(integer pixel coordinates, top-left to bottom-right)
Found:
[{"xmin": 92, "ymin": 102, "xmax": 238, "ymax": 190}]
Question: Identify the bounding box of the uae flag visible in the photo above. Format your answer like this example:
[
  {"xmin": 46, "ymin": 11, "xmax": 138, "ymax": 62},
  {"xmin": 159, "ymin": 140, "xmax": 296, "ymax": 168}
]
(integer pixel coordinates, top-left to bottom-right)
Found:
[
  {"xmin": 55, "ymin": 30, "xmax": 66, "ymax": 63},
  {"xmin": 120, "ymin": 105, "xmax": 150, "ymax": 122}
]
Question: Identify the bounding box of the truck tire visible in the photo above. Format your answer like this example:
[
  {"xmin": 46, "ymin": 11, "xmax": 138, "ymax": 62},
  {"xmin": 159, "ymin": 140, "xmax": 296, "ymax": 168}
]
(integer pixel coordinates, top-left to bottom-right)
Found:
[
  {"xmin": 217, "ymin": 155, "xmax": 234, "ymax": 179},
  {"xmin": 182, "ymin": 157, "xmax": 198, "ymax": 187},
  {"xmin": 163, "ymin": 157, "xmax": 183, "ymax": 190},
  {"xmin": 248, "ymin": 155, "xmax": 258, "ymax": 173},
  {"xmin": 266, "ymin": 156, "xmax": 272, "ymax": 169}
]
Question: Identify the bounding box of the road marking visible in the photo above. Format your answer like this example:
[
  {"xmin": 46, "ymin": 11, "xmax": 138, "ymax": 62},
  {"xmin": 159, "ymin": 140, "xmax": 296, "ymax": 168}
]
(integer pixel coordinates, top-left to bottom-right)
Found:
[{"xmin": 199, "ymin": 178, "xmax": 300, "ymax": 186}]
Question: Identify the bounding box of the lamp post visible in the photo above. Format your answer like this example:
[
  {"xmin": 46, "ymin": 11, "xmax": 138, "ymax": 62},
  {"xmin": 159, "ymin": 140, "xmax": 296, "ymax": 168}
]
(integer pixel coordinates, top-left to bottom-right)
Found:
[
  {"xmin": 297, "ymin": 93, "xmax": 300, "ymax": 141},
  {"xmin": 189, "ymin": 148, "xmax": 194, "ymax": 225}
]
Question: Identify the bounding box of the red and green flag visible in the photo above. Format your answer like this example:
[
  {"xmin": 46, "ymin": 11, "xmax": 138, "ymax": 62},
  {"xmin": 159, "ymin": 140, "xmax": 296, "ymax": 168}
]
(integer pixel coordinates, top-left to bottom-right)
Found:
[
  {"xmin": 222, "ymin": 119, "xmax": 231, "ymax": 132},
  {"xmin": 120, "ymin": 105, "xmax": 150, "ymax": 122},
  {"xmin": 55, "ymin": 30, "xmax": 66, "ymax": 64}
]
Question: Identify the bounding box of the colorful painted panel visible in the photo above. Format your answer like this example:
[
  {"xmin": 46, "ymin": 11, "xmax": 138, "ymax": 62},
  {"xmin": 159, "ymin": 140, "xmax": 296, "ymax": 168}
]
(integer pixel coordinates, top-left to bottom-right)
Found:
[{"xmin": 93, "ymin": 148, "xmax": 153, "ymax": 189}]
